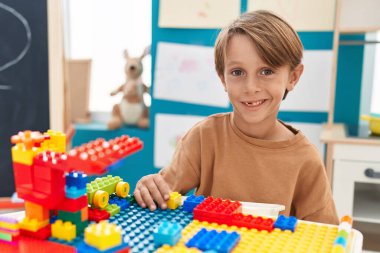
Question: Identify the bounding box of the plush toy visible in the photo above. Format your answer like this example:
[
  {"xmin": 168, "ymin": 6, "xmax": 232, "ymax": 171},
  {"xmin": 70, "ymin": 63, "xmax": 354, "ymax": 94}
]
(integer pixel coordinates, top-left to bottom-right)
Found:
[{"xmin": 108, "ymin": 47, "xmax": 150, "ymax": 130}]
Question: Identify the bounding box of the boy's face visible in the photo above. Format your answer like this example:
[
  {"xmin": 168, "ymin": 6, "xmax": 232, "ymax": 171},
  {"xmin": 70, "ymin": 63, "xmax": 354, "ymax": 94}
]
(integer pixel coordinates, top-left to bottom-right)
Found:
[{"xmin": 219, "ymin": 34, "xmax": 303, "ymax": 127}]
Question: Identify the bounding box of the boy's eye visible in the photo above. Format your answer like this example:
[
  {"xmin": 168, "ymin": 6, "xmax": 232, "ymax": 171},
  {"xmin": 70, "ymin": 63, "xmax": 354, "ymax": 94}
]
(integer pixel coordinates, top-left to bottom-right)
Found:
[
  {"xmin": 260, "ymin": 69, "xmax": 273, "ymax": 76},
  {"xmin": 231, "ymin": 69, "xmax": 243, "ymax": 76}
]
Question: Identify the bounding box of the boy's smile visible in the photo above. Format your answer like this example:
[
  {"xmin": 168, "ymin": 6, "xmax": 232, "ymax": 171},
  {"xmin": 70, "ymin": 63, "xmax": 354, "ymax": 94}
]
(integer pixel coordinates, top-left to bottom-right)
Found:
[{"xmin": 219, "ymin": 34, "xmax": 303, "ymax": 139}]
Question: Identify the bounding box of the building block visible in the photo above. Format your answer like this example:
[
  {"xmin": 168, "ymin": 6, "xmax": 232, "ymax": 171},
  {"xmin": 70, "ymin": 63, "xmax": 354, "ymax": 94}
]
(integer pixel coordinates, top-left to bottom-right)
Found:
[
  {"xmin": 13, "ymin": 162, "xmax": 33, "ymax": 188},
  {"xmin": 10, "ymin": 130, "xmax": 46, "ymax": 165},
  {"xmin": 58, "ymin": 195, "xmax": 88, "ymax": 212},
  {"xmin": 88, "ymin": 208, "xmax": 110, "ymax": 223},
  {"xmin": 167, "ymin": 192, "xmax": 182, "ymax": 210},
  {"xmin": 154, "ymin": 221, "xmax": 183, "ymax": 247},
  {"xmin": 103, "ymin": 204, "xmax": 121, "ymax": 216},
  {"xmin": 41, "ymin": 130, "xmax": 66, "ymax": 152},
  {"xmin": 66, "ymin": 172, "xmax": 87, "ymax": 189},
  {"xmin": 193, "ymin": 197, "xmax": 242, "ymax": 225},
  {"xmin": 58, "ymin": 210, "xmax": 82, "ymax": 225},
  {"xmin": 20, "ymin": 224, "xmax": 51, "ymax": 240},
  {"xmin": 81, "ymin": 207, "xmax": 88, "ymax": 222},
  {"xmin": 156, "ymin": 244, "xmax": 201, "ymax": 253},
  {"xmin": 11, "ymin": 143, "xmax": 41, "ymax": 166},
  {"xmin": 51, "ymin": 220, "xmax": 76, "ymax": 242},
  {"xmin": 274, "ymin": 215, "xmax": 298, "ymax": 232},
  {"xmin": 17, "ymin": 185, "xmax": 65, "ymax": 210},
  {"xmin": 25, "ymin": 201, "xmax": 49, "ymax": 221},
  {"xmin": 185, "ymin": 228, "xmax": 240, "ymax": 253},
  {"xmin": 67, "ymin": 136, "xmax": 143, "ymax": 175},
  {"xmin": 18, "ymin": 217, "xmax": 49, "ymax": 232},
  {"xmin": 109, "ymin": 194, "xmax": 130, "ymax": 210},
  {"xmin": 231, "ymin": 213, "xmax": 274, "ymax": 231},
  {"xmin": 33, "ymin": 151, "xmax": 69, "ymax": 172},
  {"xmin": 84, "ymin": 221, "xmax": 122, "ymax": 251},
  {"xmin": 183, "ymin": 194, "xmax": 205, "ymax": 212},
  {"xmin": 65, "ymin": 186, "xmax": 87, "ymax": 199},
  {"xmin": 86, "ymin": 175, "xmax": 123, "ymax": 206}
]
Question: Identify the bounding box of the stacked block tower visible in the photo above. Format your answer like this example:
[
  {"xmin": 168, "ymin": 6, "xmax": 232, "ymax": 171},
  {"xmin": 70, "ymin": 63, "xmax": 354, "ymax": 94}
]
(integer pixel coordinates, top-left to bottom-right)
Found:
[{"xmin": 1, "ymin": 130, "xmax": 142, "ymax": 244}]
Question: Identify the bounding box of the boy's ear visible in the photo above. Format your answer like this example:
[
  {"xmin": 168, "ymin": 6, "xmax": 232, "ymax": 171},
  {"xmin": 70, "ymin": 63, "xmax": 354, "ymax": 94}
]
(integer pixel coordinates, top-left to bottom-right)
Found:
[
  {"xmin": 218, "ymin": 73, "xmax": 227, "ymax": 91},
  {"xmin": 286, "ymin": 64, "xmax": 304, "ymax": 91}
]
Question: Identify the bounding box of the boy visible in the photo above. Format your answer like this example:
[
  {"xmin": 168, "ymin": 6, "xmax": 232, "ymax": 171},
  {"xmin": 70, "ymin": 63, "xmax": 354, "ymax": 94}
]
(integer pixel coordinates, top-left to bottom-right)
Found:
[{"xmin": 134, "ymin": 10, "xmax": 339, "ymax": 224}]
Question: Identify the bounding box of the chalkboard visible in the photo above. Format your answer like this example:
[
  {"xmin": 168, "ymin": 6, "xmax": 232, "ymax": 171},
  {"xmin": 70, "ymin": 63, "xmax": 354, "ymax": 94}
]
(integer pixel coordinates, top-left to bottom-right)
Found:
[{"xmin": 0, "ymin": 0, "xmax": 50, "ymax": 196}]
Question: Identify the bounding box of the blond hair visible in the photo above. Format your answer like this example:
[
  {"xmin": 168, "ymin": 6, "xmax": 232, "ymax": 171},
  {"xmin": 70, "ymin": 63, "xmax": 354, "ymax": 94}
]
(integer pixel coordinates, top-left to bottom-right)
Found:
[{"xmin": 215, "ymin": 10, "xmax": 303, "ymax": 76}]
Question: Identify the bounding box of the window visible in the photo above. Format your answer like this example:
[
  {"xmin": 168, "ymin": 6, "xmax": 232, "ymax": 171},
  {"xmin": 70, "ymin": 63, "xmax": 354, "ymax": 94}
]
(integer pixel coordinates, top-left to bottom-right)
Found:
[{"xmin": 64, "ymin": 0, "xmax": 152, "ymax": 115}]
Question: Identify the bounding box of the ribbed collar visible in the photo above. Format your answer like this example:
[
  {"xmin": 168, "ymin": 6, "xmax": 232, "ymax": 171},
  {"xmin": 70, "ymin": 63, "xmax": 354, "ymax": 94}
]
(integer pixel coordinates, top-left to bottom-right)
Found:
[{"xmin": 228, "ymin": 113, "xmax": 305, "ymax": 149}]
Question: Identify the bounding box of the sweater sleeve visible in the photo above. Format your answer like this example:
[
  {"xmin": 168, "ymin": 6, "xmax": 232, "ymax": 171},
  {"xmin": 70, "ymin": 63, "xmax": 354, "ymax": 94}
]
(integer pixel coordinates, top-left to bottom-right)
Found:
[
  {"xmin": 292, "ymin": 148, "xmax": 339, "ymax": 225},
  {"xmin": 158, "ymin": 126, "xmax": 201, "ymax": 195}
]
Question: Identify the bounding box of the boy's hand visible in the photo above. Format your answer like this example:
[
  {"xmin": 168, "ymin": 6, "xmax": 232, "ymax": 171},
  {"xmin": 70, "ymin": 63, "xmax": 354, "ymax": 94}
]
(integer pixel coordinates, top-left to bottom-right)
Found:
[{"xmin": 134, "ymin": 174, "xmax": 171, "ymax": 211}]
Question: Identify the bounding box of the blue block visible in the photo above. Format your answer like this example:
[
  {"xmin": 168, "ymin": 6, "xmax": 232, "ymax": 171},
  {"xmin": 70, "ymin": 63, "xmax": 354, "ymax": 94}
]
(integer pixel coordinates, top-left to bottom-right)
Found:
[
  {"xmin": 65, "ymin": 186, "xmax": 87, "ymax": 199},
  {"xmin": 154, "ymin": 221, "xmax": 183, "ymax": 246},
  {"xmin": 66, "ymin": 172, "xmax": 87, "ymax": 189},
  {"xmin": 186, "ymin": 228, "xmax": 240, "ymax": 253},
  {"xmin": 109, "ymin": 194, "xmax": 130, "ymax": 210},
  {"xmin": 274, "ymin": 215, "xmax": 298, "ymax": 232},
  {"xmin": 183, "ymin": 194, "xmax": 205, "ymax": 212},
  {"xmin": 76, "ymin": 240, "xmax": 129, "ymax": 253}
]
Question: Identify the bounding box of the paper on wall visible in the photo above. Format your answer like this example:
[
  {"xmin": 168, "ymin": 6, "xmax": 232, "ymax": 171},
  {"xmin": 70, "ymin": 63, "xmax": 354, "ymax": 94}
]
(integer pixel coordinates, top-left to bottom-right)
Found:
[
  {"xmin": 280, "ymin": 50, "xmax": 333, "ymax": 112},
  {"xmin": 159, "ymin": 0, "xmax": 240, "ymax": 28},
  {"xmin": 248, "ymin": 0, "xmax": 336, "ymax": 31},
  {"xmin": 154, "ymin": 113, "xmax": 206, "ymax": 168},
  {"xmin": 154, "ymin": 42, "xmax": 230, "ymax": 108}
]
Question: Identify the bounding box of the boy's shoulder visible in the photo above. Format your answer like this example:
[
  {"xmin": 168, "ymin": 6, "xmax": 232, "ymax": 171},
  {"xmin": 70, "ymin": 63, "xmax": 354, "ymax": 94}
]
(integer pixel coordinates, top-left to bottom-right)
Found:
[{"xmin": 181, "ymin": 113, "xmax": 230, "ymax": 140}]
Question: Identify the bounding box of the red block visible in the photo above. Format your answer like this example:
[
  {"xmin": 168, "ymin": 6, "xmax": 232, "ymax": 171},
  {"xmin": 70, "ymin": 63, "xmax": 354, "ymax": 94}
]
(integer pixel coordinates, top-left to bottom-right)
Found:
[
  {"xmin": 20, "ymin": 224, "xmax": 51, "ymax": 240},
  {"xmin": 18, "ymin": 186, "xmax": 65, "ymax": 210},
  {"xmin": 33, "ymin": 151, "xmax": 70, "ymax": 172},
  {"xmin": 231, "ymin": 213, "xmax": 274, "ymax": 231},
  {"xmin": 116, "ymin": 247, "xmax": 131, "ymax": 253},
  {"xmin": 67, "ymin": 135, "xmax": 143, "ymax": 175},
  {"xmin": 193, "ymin": 197, "xmax": 242, "ymax": 225},
  {"xmin": 88, "ymin": 208, "xmax": 110, "ymax": 222},
  {"xmin": 58, "ymin": 196, "xmax": 88, "ymax": 212},
  {"xmin": 13, "ymin": 162, "xmax": 33, "ymax": 189}
]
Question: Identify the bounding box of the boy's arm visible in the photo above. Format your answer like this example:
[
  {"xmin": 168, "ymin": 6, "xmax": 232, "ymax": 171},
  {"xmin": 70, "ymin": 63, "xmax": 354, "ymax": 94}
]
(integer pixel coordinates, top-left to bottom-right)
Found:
[
  {"xmin": 292, "ymin": 152, "xmax": 339, "ymax": 225},
  {"xmin": 159, "ymin": 132, "xmax": 201, "ymax": 195}
]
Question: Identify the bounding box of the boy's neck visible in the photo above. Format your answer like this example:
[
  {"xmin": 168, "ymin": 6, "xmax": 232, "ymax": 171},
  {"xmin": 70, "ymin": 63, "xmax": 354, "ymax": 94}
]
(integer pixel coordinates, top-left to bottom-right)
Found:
[{"xmin": 231, "ymin": 112, "xmax": 294, "ymax": 141}]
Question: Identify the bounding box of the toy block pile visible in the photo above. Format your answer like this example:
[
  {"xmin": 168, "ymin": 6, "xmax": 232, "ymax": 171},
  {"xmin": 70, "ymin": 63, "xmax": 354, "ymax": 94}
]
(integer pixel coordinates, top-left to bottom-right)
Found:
[
  {"xmin": 332, "ymin": 215, "xmax": 353, "ymax": 253},
  {"xmin": 7, "ymin": 129, "xmax": 143, "ymax": 244},
  {"xmin": 0, "ymin": 213, "xmax": 21, "ymax": 244}
]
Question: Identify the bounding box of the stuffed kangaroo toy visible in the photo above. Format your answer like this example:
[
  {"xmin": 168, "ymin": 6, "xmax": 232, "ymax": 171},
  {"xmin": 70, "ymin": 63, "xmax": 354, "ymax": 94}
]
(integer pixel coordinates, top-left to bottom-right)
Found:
[{"xmin": 108, "ymin": 47, "xmax": 150, "ymax": 130}]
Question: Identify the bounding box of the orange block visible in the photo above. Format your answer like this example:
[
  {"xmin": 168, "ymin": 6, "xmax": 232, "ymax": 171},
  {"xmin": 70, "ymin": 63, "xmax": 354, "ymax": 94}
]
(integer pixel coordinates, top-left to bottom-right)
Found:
[
  {"xmin": 25, "ymin": 201, "xmax": 49, "ymax": 221},
  {"xmin": 81, "ymin": 207, "xmax": 88, "ymax": 222}
]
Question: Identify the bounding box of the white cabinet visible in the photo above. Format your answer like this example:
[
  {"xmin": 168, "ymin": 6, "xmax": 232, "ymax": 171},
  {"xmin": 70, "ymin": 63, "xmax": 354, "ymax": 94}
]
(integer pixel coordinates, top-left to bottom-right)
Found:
[{"xmin": 332, "ymin": 143, "xmax": 380, "ymax": 224}]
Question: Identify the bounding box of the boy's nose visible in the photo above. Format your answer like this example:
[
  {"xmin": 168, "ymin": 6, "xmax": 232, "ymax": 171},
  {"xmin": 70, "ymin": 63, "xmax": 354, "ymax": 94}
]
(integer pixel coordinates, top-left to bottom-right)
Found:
[{"xmin": 245, "ymin": 78, "xmax": 262, "ymax": 93}]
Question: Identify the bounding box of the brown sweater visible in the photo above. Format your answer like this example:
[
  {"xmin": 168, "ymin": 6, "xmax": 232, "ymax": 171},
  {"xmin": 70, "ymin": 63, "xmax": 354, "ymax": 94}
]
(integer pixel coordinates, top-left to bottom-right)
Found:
[{"xmin": 159, "ymin": 113, "xmax": 339, "ymax": 224}]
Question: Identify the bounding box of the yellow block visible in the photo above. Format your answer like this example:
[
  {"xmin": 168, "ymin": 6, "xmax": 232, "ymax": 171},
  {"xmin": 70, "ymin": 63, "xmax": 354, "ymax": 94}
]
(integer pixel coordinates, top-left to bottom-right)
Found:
[
  {"xmin": 0, "ymin": 221, "xmax": 19, "ymax": 231},
  {"xmin": 84, "ymin": 221, "xmax": 122, "ymax": 251},
  {"xmin": 11, "ymin": 144, "xmax": 41, "ymax": 165},
  {"xmin": 167, "ymin": 192, "xmax": 182, "ymax": 210},
  {"xmin": 52, "ymin": 220, "xmax": 76, "ymax": 242},
  {"xmin": 41, "ymin": 130, "xmax": 66, "ymax": 152},
  {"xmin": 19, "ymin": 217, "xmax": 49, "ymax": 232}
]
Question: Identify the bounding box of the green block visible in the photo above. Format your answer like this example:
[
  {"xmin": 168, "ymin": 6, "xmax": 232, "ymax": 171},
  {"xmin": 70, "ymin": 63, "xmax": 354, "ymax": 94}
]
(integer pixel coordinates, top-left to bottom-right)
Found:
[
  {"xmin": 58, "ymin": 210, "xmax": 82, "ymax": 224},
  {"xmin": 103, "ymin": 204, "xmax": 120, "ymax": 216},
  {"xmin": 76, "ymin": 220, "xmax": 88, "ymax": 235},
  {"xmin": 86, "ymin": 175, "xmax": 122, "ymax": 205},
  {"xmin": 0, "ymin": 232, "xmax": 12, "ymax": 241}
]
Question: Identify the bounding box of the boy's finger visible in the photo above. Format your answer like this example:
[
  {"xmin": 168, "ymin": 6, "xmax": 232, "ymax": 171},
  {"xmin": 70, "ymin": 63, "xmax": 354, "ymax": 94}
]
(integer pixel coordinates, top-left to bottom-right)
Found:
[
  {"xmin": 140, "ymin": 187, "xmax": 156, "ymax": 211},
  {"xmin": 133, "ymin": 189, "xmax": 146, "ymax": 208},
  {"xmin": 147, "ymin": 181, "xmax": 167, "ymax": 209},
  {"xmin": 153, "ymin": 176, "xmax": 171, "ymax": 200}
]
